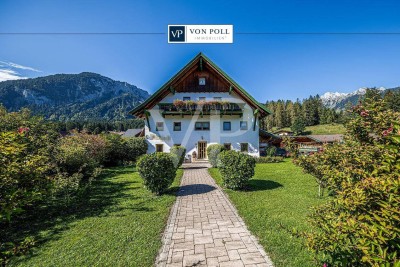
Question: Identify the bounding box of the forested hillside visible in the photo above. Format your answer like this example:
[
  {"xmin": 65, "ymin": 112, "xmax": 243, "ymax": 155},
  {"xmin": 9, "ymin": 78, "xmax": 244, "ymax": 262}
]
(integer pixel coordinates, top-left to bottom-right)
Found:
[{"xmin": 0, "ymin": 72, "xmax": 150, "ymax": 121}]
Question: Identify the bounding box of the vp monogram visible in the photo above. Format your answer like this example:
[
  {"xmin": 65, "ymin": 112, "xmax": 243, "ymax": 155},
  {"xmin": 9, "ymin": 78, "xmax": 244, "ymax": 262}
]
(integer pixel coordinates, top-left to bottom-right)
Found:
[{"xmin": 168, "ymin": 26, "xmax": 185, "ymax": 42}]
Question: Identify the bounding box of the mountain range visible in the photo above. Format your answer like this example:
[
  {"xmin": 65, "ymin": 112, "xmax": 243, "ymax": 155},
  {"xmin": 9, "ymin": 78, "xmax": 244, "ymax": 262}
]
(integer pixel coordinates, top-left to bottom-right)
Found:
[
  {"xmin": 0, "ymin": 72, "xmax": 149, "ymax": 121},
  {"xmin": 320, "ymin": 86, "xmax": 399, "ymax": 110}
]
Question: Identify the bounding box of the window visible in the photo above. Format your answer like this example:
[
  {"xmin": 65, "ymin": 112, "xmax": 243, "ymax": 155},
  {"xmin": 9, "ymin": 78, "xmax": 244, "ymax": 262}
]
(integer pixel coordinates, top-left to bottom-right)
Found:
[
  {"xmin": 240, "ymin": 143, "xmax": 249, "ymax": 153},
  {"xmin": 156, "ymin": 122, "xmax": 164, "ymax": 131},
  {"xmin": 223, "ymin": 122, "xmax": 231, "ymax": 131},
  {"xmin": 199, "ymin": 97, "xmax": 206, "ymax": 101},
  {"xmin": 213, "ymin": 97, "xmax": 222, "ymax": 100},
  {"xmin": 195, "ymin": 121, "xmax": 210, "ymax": 131},
  {"xmin": 224, "ymin": 143, "xmax": 231, "ymax": 150},
  {"xmin": 156, "ymin": 144, "xmax": 163, "ymax": 152},
  {"xmin": 199, "ymin": 77, "xmax": 206, "ymax": 85},
  {"xmin": 173, "ymin": 122, "xmax": 181, "ymax": 131},
  {"xmin": 183, "ymin": 97, "xmax": 191, "ymax": 101},
  {"xmin": 240, "ymin": 121, "xmax": 248, "ymax": 130}
]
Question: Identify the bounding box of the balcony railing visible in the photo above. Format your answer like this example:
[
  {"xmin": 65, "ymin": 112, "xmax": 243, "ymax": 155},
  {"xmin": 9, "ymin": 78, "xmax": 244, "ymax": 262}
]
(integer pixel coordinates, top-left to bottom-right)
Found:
[{"xmin": 158, "ymin": 102, "xmax": 244, "ymax": 117}]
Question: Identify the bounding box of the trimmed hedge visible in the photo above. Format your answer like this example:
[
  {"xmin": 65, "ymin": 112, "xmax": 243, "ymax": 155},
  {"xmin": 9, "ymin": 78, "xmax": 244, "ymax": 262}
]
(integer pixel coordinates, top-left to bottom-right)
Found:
[
  {"xmin": 170, "ymin": 145, "xmax": 186, "ymax": 167},
  {"xmin": 136, "ymin": 153, "xmax": 176, "ymax": 195},
  {"xmin": 206, "ymin": 144, "xmax": 226, "ymax": 167},
  {"xmin": 217, "ymin": 150, "xmax": 256, "ymax": 190}
]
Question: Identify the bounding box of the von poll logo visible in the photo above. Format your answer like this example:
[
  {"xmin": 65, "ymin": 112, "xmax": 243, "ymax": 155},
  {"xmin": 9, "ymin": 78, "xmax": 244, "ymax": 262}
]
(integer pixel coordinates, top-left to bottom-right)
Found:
[{"xmin": 168, "ymin": 25, "xmax": 233, "ymax": 44}]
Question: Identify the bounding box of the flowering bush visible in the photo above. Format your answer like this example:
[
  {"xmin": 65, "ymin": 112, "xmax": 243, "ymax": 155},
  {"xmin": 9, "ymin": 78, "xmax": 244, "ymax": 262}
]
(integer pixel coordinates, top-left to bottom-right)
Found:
[
  {"xmin": 295, "ymin": 98, "xmax": 400, "ymax": 266},
  {"xmin": 55, "ymin": 133, "xmax": 106, "ymax": 179}
]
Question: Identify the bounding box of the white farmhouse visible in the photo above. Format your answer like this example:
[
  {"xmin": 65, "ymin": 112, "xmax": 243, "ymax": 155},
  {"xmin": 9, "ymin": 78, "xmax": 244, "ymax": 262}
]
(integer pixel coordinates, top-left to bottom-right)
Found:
[{"xmin": 130, "ymin": 53, "xmax": 271, "ymax": 159}]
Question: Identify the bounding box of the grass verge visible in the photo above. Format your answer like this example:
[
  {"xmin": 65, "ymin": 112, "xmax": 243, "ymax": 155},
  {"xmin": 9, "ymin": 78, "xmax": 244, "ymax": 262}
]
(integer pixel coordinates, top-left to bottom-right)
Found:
[
  {"xmin": 208, "ymin": 160, "xmax": 327, "ymax": 267},
  {"xmin": 7, "ymin": 166, "xmax": 183, "ymax": 267}
]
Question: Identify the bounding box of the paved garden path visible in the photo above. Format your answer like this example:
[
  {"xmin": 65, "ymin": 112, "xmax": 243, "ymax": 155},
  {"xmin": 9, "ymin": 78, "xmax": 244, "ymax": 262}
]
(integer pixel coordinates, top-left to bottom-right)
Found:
[{"xmin": 156, "ymin": 162, "xmax": 274, "ymax": 267}]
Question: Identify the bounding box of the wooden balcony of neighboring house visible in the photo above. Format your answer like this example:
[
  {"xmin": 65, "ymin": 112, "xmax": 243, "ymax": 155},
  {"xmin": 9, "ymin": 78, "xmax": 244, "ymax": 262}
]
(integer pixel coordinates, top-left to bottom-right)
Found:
[{"xmin": 157, "ymin": 102, "xmax": 244, "ymax": 118}]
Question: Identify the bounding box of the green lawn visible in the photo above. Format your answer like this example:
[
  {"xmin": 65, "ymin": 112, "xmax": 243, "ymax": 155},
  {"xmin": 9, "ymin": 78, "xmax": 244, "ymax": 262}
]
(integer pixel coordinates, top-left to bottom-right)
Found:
[
  {"xmin": 208, "ymin": 160, "xmax": 327, "ymax": 267},
  {"xmin": 274, "ymin": 123, "xmax": 346, "ymax": 135},
  {"xmin": 8, "ymin": 166, "xmax": 183, "ymax": 267}
]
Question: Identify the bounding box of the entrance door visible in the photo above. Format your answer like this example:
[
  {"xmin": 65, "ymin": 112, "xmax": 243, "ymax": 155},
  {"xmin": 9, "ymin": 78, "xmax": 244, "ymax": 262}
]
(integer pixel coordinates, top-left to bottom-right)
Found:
[{"xmin": 197, "ymin": 141, "xmax": 207, "ymax": 159}]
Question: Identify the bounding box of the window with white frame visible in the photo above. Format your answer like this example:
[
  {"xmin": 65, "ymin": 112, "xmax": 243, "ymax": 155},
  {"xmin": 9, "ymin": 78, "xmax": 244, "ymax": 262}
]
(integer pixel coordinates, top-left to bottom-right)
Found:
[
  {"xmin": 223, "ymin": 121, "xmax": 231, "ymax": 131},
  {"xmin": 240, "ymin": 121, "xmax": 248, "ymax": 130},
  {"xmin": 156, "ymin": 122, "xmax": 164, "ymax": 131},
  {"xmin": 173, "ymin": 122, "xmax": 181, "ymax": 131},
  {"xmin": 195, "ymin": 121, "xmax": 210, "ymax": 131}
]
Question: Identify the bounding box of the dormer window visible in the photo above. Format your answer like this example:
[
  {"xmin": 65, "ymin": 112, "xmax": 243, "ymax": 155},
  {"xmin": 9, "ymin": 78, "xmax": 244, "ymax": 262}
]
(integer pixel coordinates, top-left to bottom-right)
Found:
[{"xmin": 199, "ymin": 77, "xmax": 206, "ymax": 85}]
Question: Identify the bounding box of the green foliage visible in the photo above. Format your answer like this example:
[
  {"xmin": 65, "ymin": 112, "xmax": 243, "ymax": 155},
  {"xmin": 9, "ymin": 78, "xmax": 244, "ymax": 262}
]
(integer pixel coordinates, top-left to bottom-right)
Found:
[
  {"xmin": 170, "ymin": 145, "xmax": 186, "ymax": 167},
  {"xmin": 291, "ymin": 117, "xmax": 306, "ymax": 135},
  {"xmin": 102, "ymin": 133, "xmax": 126, "ymax": 166},
  {"xmin": 124, "ymin": 137, "xmax": 148, "ymax": 162},
  {"xmin": 265, "ymin": 146, "xmax": 277, "ymax": 157},
  {"xmin": 217, "ymin": 150, "xmax": 256, "ymax": 190},
  {"xmin": 0, "ymin": 131, "xmax": 52, "ymax": 223},
  {"xmin": 136, "ymin": 153, "xmax": 177, "ymax": 195},
  {"xmin": 262, "ymin": 96, "xmax": 343, "ymax": 131},
  {"xmin": 295, "ymin": 98, "xmax": 400, "ymax": 266},
  {"xmin": 282, "ymin": 136, "xmax": 299, "ymax": 158},
  {"xmin": 206, "ymin": 144, "xmax": 226, "ymax": 167},
  {"xmin": 55, "ymin": 133, "xmax": 106, "ymax": 179}
]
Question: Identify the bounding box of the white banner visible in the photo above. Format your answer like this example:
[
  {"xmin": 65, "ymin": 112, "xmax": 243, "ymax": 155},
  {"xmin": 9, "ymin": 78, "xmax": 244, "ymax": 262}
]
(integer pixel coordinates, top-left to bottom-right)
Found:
[{"xmin": 168, "ymin": 25, "xmax": 233, "ymax": 44}]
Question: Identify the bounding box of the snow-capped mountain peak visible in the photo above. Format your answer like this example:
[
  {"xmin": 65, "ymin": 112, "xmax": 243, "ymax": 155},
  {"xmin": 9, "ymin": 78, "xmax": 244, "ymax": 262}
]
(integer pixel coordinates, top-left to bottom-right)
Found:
[{"xmin": 321, "ymin": 87, "xmax": 386, "ymax": 109}]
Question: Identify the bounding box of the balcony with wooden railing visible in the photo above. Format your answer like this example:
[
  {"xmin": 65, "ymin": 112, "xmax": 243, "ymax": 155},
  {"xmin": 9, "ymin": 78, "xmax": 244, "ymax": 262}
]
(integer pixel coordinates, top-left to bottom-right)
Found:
[{"xmin": 157, "ymin": 101, "xmax": 244, "ymax": 117}]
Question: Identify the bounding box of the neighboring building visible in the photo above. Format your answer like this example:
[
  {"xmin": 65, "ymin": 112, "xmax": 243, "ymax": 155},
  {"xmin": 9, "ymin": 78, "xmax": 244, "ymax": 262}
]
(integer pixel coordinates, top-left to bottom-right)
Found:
[
  {"xmin": 273, "ymin": 130, "xmax": 294, "ymax": 136},
  {"xmin": 130, "ymin": 53, "xmax": 271, "ymax": 159},
  {"xmin": 121, "ymin": 128, "xmax": 144, "ymax": 138}
]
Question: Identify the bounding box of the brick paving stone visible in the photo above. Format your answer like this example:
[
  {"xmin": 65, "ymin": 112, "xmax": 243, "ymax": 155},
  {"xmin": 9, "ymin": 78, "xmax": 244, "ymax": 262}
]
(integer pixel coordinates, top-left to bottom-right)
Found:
[{"xmin": 155, "ymin": 162, "xmax": 274, "ymax": 267}]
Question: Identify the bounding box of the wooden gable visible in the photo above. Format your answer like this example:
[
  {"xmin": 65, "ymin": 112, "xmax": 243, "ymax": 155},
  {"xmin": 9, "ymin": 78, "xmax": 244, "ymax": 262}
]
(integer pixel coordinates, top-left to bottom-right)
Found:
[
  {"xmin": 172, "ymin": 59, "xmax": 231, "ymax": 93},
  {"xmin": 130, "ymin": 53, "xmax": 271, "ymax": 118}
]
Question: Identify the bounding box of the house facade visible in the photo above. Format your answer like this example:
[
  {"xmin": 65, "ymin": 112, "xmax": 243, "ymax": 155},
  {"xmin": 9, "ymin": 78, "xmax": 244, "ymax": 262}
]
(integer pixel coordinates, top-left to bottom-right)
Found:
[{"xmin": 130, "ymin": 53, "xmax": 271, "ymax": 159}]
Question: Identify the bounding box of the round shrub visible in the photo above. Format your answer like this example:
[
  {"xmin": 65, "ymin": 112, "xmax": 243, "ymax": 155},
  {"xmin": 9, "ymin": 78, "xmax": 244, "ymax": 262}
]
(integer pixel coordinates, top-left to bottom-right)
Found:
[
  {"xmin": 125, "ymin": 137, "xmax": 148, "ymax": 162},
  {"xmin": 206, "ymin": 144, "xmax": 226, "ymax": 167},
  {"xmin": 136, "ymin": 153, "xmax": 176, "ymax": 195},
  {"xmin": 170, "ymin": 145, "xmax": 186, "ymax": 167},
  {"xmin": 217, "ymin": 150, "xmax": 256, "ymax": 190}
]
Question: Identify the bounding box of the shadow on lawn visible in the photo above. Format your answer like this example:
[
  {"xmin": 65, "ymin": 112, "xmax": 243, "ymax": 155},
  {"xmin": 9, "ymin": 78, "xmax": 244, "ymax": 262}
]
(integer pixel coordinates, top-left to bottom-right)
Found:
[
  {"xmin": 0, "ymin": 166, "xmax": 148, "ymax": 257},
  {"xmin": 247, "ymin": 179, "xmax": 283, "ymax": 191}
]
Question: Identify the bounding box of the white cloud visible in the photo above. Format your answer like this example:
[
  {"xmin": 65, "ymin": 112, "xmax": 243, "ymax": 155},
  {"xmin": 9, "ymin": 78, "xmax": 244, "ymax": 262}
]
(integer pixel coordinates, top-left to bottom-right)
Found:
[
  {"xmin": 0, "ymin": 69, "xmax": 28, "ymax": 82},
  {"xmin": 0, "ymin": 61, "xmax": 41, "ymax": 72},
  {"xmin": 0, "ymin": 61, "xmax": 41, "ymax": 82}
]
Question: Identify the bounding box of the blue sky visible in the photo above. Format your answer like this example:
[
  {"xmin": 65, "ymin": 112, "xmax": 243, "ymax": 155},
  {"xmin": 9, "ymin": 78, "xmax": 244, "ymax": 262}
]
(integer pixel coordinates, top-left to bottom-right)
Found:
[{"xmin": 0, "ymin": 0, "xmax": 400, "ymax": 101}]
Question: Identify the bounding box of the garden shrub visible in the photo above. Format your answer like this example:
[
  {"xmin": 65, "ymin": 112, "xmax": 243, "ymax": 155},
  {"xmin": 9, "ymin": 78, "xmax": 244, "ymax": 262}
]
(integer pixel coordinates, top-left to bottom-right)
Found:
[
  {"xmin": 102, "ymin": 133, "xmax": 126, "ymax": 166},
  {"xmin": 124, "ymin": 137, "xmax": 148, "ymax": 162},
  {"xmin": 170, "ymin": 145, "xmax": 186, "ymax": 167},
  {"xmin": 265, "ymin": 146, "xmax": 277, "ymax": 157},
  {"xmin": 206, "ymin": 144, "xmax": 226, "ymax": 167},
  {"xmin": 55, "ymin": 133, "xmax": 106, "ymax": 179},
  {"xmin": 295, "ymin": 97, "xmax": 400, "ymax": 266},
  {"xmin": 136, "ymin": 153, "xmax": 176, "ymax": 195},
  {"xmin": 217, "ymin": 150, "xmax": 256, "ymax": 190}
]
